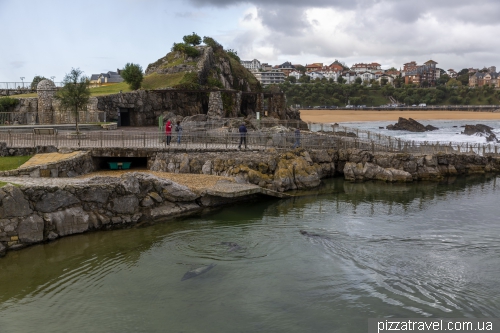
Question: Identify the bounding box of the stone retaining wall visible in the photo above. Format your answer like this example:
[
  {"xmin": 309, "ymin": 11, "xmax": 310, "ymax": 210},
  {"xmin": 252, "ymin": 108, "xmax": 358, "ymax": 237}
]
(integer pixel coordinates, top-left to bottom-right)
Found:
[
  {"xmin": 0, "ymin": 173, "xmax": 252, "ymax": 256},
  {"xmin": 0, "ymin": 150, "xmax": 94, "ymax": 178},
  {"xmin": 3, "ymin": 145, "xmax": 500, "ymax": 187}
]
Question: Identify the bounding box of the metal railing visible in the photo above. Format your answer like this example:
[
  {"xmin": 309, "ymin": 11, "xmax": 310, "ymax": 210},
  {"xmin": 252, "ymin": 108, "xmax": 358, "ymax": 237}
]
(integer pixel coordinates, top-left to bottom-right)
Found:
[
  {"xmin": 0, "ymin": 111, "xmax": 106, "ymax": 126},
  {"xmin": 0, "ymin": 116, "xmax": 498, "ymax": 156},
  {"xmin": 0, "ymin": 82, "xmax": 64, "ymax": 89},
  {"xmin": 0, "ymin": 125, "xmax": 498, "ymax": 156}
]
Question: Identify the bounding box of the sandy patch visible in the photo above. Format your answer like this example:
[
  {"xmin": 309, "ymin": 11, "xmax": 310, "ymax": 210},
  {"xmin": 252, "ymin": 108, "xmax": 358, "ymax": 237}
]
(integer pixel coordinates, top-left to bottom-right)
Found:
[
  {"xmin": 300, "ymin": 110, "xmax": 500, "ymax": 123},
  {"xmin": 77, "ymin": 169, "xmax": 235, "ymax": 192}
]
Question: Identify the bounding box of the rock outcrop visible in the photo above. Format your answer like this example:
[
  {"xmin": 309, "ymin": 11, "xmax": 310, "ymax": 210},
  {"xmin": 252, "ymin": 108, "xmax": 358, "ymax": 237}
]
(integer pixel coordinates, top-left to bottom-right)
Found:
[
  {"xmin": 0, "ymin": 173, "xmax": 256, "ymax": 256},
  {"xmin": 386, "ymin": 117, "xmax": 438, "ymax": 132},
  {"xmin": 462, "ymin": 124, "xmax": 499, "ymax": 142}
]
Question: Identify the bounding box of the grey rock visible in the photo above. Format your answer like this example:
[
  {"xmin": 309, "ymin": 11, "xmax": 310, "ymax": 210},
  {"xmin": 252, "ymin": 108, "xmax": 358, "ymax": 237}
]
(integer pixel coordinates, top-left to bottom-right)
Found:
[
  {"xmin": 47, "ymin": 231, "xmax": 58, "ymax": 241},
  {"xmin": 121, "ymin": 174, "xmax": 141, "ymax": 194},
  {"xmin": 0, "ymin": 242, "xmax": 5, "ymax": 256},
  {"xmin": 111, "ymin": 217, "xmax": 122, "ymax": 224},
  {"xmin": 148, "ymin": 192, "xmax": 163, "ymax": 203},
  {"xmin": 179, "ymin": 154, "xmax": 190, "ymax": 173},
  {"xmin": 0, "ymin": 184, "xmax": 33, "ymax": 218},
  {"xmin": 78, "ymin": 187, "xmax": 111, "ymax": 203},
  {"xmin": 29, "ymin": 169, "xmax": 40, "ymax": 178},
  {"xmin": 111, "ymin": 195, "xmax": 139, "ymax": 214},
  {"xmin": 141, "ymin": 196, "xmax": 154, "ymax": 207},
  {"xmin": 161, "ymin": 182, "xmax": 199, "ymax": 202},
  {"xmin": 45, "ymin": 207, "xmax": 89, "ymax": 236},
  {"xmin": 35, "ymin": 189, "xmax": 79, "ymax": 213},
  {"xmin": 18, "ymin": 214, "xmax": 44, "ymax": 243},
  {"xmin": 202, "ymin": 160, "xmax": 212, "ymax": 175},
  {"xmin": 150, "ymin": 202, "xmax": 183, "ymax": 219}
]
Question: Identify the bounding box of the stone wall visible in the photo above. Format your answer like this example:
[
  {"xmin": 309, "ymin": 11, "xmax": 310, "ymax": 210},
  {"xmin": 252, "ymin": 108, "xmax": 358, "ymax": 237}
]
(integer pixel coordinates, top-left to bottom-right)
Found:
[
  {"xmin": 342, "ymin": 150, "xmax": 500, "ymax": 182},
  {"xmin": 0, "ymin": 173, "xmax": 245, "ymax": 256},
  {"xmin": 0, "ymin": 150, "xmax": 94, "ymax": 178}
]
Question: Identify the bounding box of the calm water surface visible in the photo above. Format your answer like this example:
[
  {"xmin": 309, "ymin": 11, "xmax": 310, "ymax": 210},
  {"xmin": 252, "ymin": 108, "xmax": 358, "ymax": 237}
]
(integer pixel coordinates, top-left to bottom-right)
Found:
[{"xmin": 1, "ymin": 176, "xmax": 499, "ymax": 333}]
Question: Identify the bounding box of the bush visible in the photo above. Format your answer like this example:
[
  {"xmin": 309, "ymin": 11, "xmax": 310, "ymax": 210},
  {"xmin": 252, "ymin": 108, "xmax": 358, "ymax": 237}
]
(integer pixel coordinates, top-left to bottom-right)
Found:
[
  {"xmin": 121, "ymin": 63, "xmax": 144, "ymax": 90},
  {"xmin": 202, "ymin": 36, "xmax": 223, "ymax": 51},
  {"xmin": 227, "ymin": 49, "xmax": 240, "ymax": 62},
  {"xmin": 183, "ymin": 32, "xmax": 201, "ymax": 46},
  {"xmin": 0, "ymin": 97, "xmax": 19, "ymax": 112},
  {"xmin": 171, "ymin": 43, "xmax": 200, "ymax": 58}
]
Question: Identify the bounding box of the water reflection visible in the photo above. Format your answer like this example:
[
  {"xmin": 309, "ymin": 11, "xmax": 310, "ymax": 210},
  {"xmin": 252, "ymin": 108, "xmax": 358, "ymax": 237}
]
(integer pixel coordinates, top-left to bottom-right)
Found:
[{"xmin": 0, "ymin": 175, "xmax": 499, "ymax": 332}]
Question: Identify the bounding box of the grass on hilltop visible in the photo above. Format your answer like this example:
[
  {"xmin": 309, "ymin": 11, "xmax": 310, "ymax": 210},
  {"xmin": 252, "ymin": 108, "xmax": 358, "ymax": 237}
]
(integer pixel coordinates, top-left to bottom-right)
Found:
[
  {"xmin": 0, "ymin": 156, "xmax": 32, "ymax": 171},
  {"xmin": 9, "ymin": 72, "xmax": 189, "ymax": 99}
]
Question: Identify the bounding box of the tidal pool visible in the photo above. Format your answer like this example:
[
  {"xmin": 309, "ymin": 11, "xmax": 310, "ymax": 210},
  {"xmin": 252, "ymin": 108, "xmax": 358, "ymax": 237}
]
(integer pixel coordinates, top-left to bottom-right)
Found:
[{"xmin": 0, "ymin": 175, "xmax": 499, "ymax": 333}]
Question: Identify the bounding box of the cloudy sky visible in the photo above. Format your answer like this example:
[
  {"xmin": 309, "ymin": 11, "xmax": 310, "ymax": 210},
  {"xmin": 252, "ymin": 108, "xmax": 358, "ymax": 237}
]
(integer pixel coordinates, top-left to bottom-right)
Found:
[{"xmin": 0, "ymin": 0, "xmax": 498, "ymax": 83}]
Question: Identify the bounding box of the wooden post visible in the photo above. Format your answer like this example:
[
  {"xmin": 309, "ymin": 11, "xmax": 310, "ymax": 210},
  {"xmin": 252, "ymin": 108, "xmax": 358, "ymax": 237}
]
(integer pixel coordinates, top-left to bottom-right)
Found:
[
  {"xmin": 143, "ymin": 132, "xmax": 146, "ymax": 147},
  {"xmin": 122, "ymin": 130, "xmax": 124, "ymax": 148},
  {"xmin": 100, "ymin": 131, "xmax": 103, "ymax": 148},
  {"xmin": 8, "ymin": 130, "xmax": 11, "ymax": 147}
]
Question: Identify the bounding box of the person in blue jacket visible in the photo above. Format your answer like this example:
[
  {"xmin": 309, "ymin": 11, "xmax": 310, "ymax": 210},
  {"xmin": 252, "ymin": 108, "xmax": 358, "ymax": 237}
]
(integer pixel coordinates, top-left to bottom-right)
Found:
[{"xmin": 238, "ymin": 123, "xmax": 247, "ymax": 149}]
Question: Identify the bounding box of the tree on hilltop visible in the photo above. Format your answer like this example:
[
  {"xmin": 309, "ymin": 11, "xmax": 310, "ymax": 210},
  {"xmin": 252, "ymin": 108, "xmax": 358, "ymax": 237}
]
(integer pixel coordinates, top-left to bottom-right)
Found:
[
  {"xmin": 121, "ymin": 63, "xmax": 144, "ymax": 90},
  {"xmin": 183, "ymin": 32, "xmax": 201, "ymax": 46},
  {"xmin": 54, "ymin": 68, "xmax": 90, "ymax": 141},
  {"xmin": 31, "ymin": 75, "xmax": 48, "ymax": 89}
]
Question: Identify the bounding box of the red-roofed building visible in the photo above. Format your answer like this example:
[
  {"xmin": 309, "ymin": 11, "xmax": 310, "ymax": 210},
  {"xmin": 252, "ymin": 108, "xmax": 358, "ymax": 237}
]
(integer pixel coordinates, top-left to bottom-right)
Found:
[{"xmin": 305, "ymin": 63, "xmax": 323, "ymax": 72}]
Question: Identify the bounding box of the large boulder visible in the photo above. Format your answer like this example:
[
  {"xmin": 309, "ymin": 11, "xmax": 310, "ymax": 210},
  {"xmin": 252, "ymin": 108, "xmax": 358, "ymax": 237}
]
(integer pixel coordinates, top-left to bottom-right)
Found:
[
  {"xmin": 18, "ymin": 214, "xmax": 44, "ymax": 243},
  {"xmin": 386, "ymin": 117, "xmax": 438, "ymax": 132},
  {"xmin": 462, "ymin": 124, "xmax": 498, "ymax": 142},
  {"xmin": 35, "ymin": 189, "xmax": 79, "ymax": 213},
  {"xmin": 0, "ymin": 185, "xmax": 33, "ymax": 218},
  {"xmin": 45, "ymin": 207, "xmax": 90, "ymax": 236}
]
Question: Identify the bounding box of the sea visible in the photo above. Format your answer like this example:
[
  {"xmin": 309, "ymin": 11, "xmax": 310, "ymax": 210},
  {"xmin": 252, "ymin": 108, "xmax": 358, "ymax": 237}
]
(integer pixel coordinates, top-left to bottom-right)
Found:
[{"xmin": 338, "ymin": 119, "xmax": 500, "ymax": 145}]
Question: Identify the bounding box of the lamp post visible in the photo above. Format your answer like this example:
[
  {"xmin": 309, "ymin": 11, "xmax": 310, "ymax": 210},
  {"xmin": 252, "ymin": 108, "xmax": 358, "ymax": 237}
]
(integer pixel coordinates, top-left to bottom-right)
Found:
[
  {"xmin": 50, "ymin": 76, "xmax": 56, "ymax": 86},
  {"xmin": 20, "ymin": 77, "xmax": 25, "ymax": 88}
]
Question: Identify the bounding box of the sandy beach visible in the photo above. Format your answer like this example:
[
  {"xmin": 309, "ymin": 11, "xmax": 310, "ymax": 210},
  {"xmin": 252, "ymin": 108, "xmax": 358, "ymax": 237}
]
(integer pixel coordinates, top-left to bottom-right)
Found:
[{"xmin": 300, "ymin": 110, "xmax": 500, "ymax": 123}]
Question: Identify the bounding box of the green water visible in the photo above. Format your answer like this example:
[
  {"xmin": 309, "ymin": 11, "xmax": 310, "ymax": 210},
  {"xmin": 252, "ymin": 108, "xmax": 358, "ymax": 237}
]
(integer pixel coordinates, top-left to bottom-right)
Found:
[{"xmin": 1, "ymin": 176, "xmax": 499, "ymax": 333}]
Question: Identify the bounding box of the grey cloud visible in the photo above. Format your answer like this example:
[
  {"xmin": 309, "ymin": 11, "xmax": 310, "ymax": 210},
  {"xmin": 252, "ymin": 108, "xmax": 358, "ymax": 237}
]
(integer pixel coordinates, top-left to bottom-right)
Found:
[{"xmin": 10, "ymin": 61, "xmax": 25, "ymax": 69}]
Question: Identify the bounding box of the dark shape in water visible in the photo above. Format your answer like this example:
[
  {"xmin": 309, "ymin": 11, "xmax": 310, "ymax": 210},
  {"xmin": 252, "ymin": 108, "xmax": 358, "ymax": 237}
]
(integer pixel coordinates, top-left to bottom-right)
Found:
[
  {"xmin": 220, "ymin": 242, "xmax": 243, "ymax": 252},
  {"xmin": 299, "ymin": 230, "xmax": 329, "ymax": 239},
  {"xmin": 181, "ymin": 263, "xmax": 216, "ymax": 281}
]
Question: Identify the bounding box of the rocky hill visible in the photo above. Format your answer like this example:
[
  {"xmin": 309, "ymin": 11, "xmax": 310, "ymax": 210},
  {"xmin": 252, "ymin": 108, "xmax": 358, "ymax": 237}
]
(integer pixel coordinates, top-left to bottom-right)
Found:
[{"xmin": 145, "ymin": 45, "xmax": 261, "ymax": 92}]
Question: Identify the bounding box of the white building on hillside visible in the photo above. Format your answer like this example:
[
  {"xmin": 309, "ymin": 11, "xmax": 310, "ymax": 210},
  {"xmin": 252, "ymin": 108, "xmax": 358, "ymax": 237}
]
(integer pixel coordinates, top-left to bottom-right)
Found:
[
  {"xmin": 241, "ymin": 59, "xmax": 261, "ymax": 72},
  {"xmin": 254, "ymin": 69, "xmax": 286, "ymax": 85}
]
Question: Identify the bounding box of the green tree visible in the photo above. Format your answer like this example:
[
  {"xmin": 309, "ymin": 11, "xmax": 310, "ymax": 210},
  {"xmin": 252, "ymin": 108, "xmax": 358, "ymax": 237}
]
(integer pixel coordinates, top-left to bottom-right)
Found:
[
  {"xmin": 30, "ymin": 75, "xmax": 48, "ymax": 89},
  {"xmin": 183, "ymin": 32, "xmax": 201, "ymax": 46},
  {"xmin": 437, "ymin": 74, "xmax": 450, "ymax": 86},
  {"xmin": 446, "ymin": 79, "xmax": 462, "ymax": 87},
  {"xmin": 54, "ymin": 68, "xmax": 90, "ymax": 139},
  {"xmin": 226, "ymin": 49, "xmax": 240, "ymax": 62},
  {"xmin": 121, "ymin": 63, "xmax": 144, "ymax": 90},
  {"xmin": 337, "ymin": 76, "xmax": 346, "ymax": 84},
  {"xmin": 355, "ymin": 77, "xmax": 362, "ymax": 84}
]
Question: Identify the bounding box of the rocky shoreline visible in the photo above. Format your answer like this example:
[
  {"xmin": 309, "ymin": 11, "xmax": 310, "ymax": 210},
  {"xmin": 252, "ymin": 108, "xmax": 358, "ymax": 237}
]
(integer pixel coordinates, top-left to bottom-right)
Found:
[{"xmin": 1, "ymin": 146, "xmax": 500, "ymax": 257}]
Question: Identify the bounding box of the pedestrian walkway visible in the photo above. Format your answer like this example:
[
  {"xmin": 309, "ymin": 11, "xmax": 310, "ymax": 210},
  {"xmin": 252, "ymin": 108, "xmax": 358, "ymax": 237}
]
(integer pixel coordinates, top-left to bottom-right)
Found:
[{"xmin": 19, "ymin": 151, "xmax": 81, "ymax": 168}]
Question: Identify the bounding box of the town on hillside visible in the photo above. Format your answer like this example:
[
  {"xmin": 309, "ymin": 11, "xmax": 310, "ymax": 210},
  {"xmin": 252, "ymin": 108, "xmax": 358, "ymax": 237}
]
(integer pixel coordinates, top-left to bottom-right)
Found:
[{"xmin": 240, "ymin": 59, "xmax": 498, "ymax": 89}]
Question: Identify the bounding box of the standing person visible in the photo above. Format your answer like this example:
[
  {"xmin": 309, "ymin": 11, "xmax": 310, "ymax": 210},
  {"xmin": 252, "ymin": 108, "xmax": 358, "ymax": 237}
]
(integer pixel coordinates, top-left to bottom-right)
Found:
[
  {"xmin": 238, "ymin": 122, "xmax": 247, "ymax": 149},
  {"xmin": 175, "ymin": 121, "xmax": 183, "ymax": 144},
  {"xmin": 165, "ymin": 120, "xmax": 172, "ymax": 145},
  {"xmin": 293, "ymin": 127, "xmax": 301, "ymax": 148}
]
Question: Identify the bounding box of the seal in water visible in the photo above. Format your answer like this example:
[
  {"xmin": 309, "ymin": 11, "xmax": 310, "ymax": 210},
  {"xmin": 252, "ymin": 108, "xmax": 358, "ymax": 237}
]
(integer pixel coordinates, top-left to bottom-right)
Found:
[
  {"xmin": 220, "ymin": 242, "xmax": 242, "ymax": 252},
  {"xmin": 299, "ymin": 230, "xmax": 330, "ymax": 239},
  {"xmin": 181, "ymin": 263, "xmax": 216, "ymax": 281}
]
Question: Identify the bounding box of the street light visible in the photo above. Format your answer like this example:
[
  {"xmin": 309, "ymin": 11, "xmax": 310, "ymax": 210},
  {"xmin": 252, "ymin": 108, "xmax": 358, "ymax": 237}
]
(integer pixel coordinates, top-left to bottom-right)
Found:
[
  {"xmin": 50, "ymin": 76, "xmax": 55, "ymax": 84},
  {"xmin": 20, "ymin": 77, "xmax": 25, "ymax": 88}
]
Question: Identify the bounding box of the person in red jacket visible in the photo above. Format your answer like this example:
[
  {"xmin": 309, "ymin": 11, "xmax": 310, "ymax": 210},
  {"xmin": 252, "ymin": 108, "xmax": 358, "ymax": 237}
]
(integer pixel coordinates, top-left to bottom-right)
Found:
[{"xmin": 165, "ymin": 120, "xmax": 172, "ymax": 145}]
